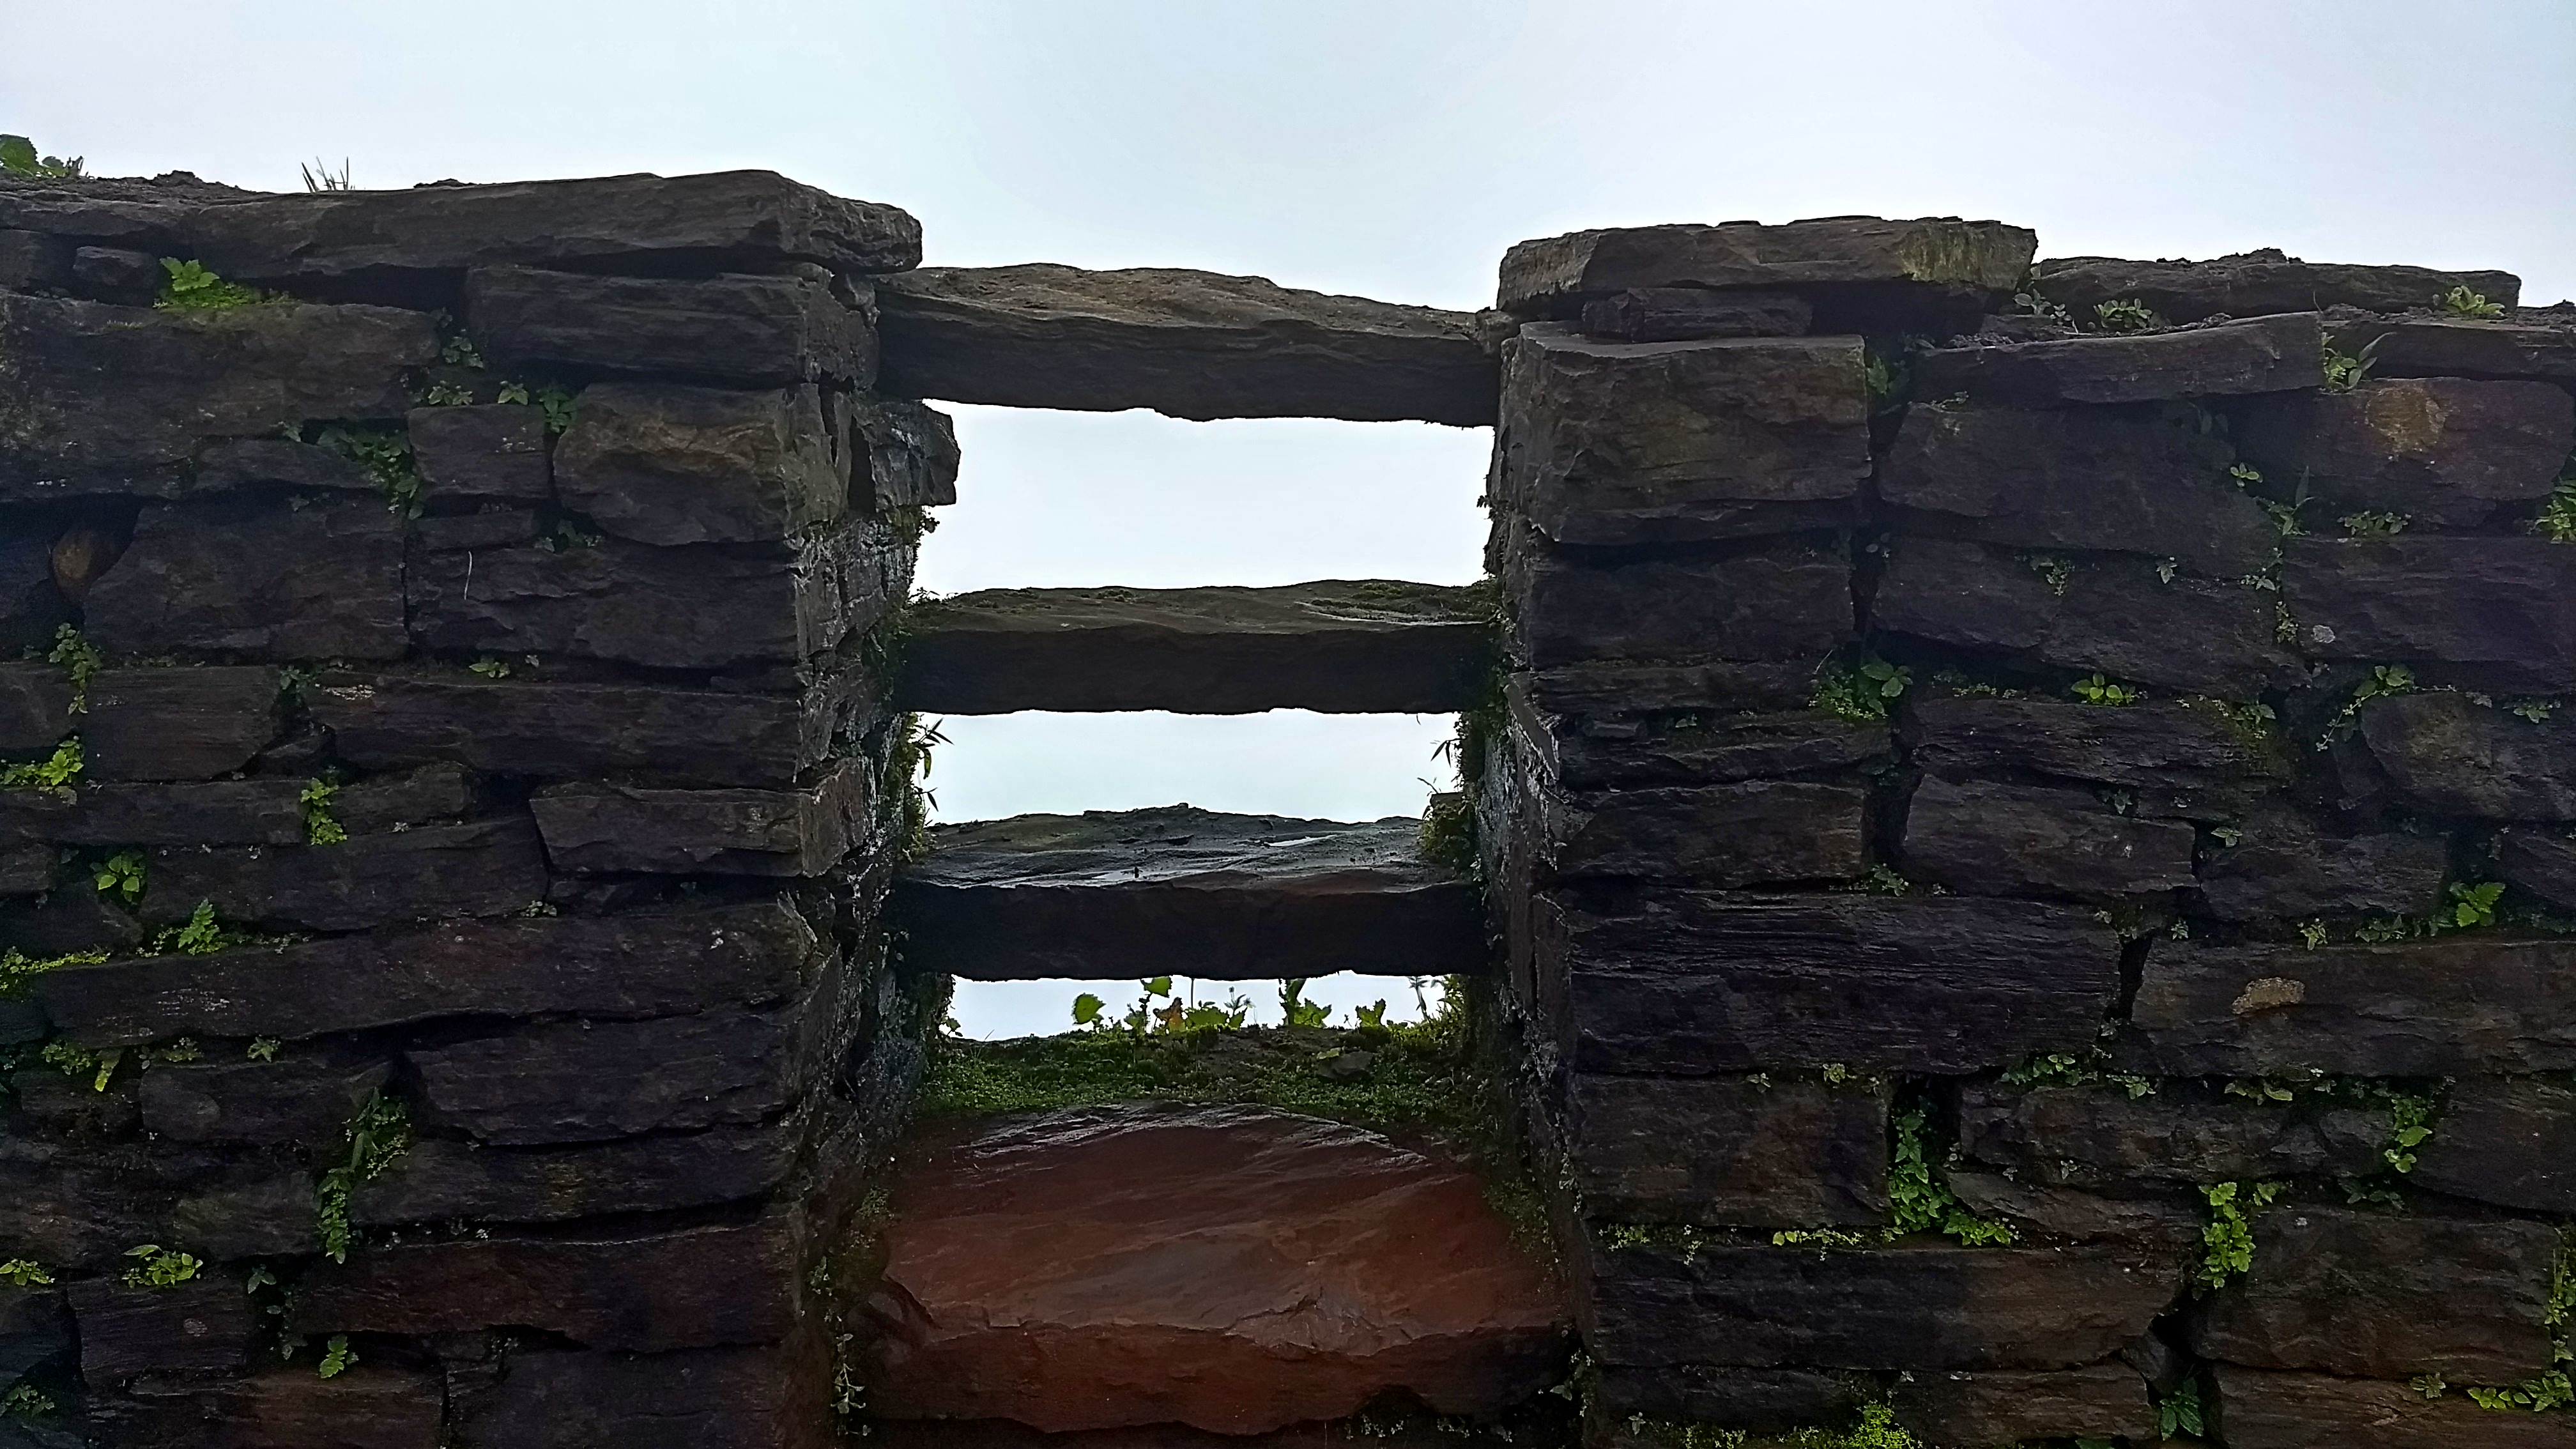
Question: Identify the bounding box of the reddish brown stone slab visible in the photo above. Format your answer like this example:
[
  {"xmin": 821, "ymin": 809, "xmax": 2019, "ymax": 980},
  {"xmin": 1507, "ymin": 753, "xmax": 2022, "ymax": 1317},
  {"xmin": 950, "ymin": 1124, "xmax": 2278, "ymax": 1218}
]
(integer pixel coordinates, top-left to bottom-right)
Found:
[{"xmin": 866, "ymin": 1104, "xmax": 1566, "ymax": 1435}]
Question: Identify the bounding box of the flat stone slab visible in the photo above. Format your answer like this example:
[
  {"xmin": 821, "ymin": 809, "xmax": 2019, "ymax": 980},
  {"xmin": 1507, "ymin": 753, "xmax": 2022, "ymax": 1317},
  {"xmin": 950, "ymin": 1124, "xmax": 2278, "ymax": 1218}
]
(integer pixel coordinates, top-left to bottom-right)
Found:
[
  {"xmin": 900, "ymin": 581, "xmax": 1493, "ymax": 714},
  {"xmin": 1498, "ymin": 217, "xmax": 2035, "ymax": 315},
  {"xmin": 1913, "ymin": 312, "xmax": 2324, "ymax": 403},
  {"xmin": 187, "ymin": 169, "xmax": 922, "ymax": 291},
  {"xmin": 2028, "ymin": 248, "xmax": 2519, "ymax": 323},
  {"xmin": 866, "ymin": 1103, "xmax": 1565, "ymax": 1434},
  {"xmin": 894, "ymin": 806, "xmax": 1485, "ymax": 980},
  {"xmin": 875, "ymin": 264, "xmax": 1496, "ymax": 424}
]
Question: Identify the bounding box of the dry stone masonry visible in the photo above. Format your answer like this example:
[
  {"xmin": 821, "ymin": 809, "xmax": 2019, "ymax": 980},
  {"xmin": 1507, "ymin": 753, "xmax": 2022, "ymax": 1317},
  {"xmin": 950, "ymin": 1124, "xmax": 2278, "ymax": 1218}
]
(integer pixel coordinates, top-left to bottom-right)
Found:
[
  {"xmin": 1, "ymin": 165, "xmax": 945, "ymax": 1449},
  {"xmin": 1482, "ymin": 218, "xmax": 2576, "ymax": 1449},
  {"xmin": 4, "ymin": 155, "xmax": 2576, "ymax": 1449}
]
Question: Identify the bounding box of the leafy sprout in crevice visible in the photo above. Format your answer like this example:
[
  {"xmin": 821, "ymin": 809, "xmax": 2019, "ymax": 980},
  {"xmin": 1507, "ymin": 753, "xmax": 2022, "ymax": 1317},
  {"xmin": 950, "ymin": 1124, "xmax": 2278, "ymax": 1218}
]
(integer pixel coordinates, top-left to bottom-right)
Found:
[
  {"xmin": 2340, "ymin": 510, "xmax": 2410, "ymax": 537},
  {"xmin": 119, "ymin": 1243, "xmax": 203, "ymax": 1289},
  {"xmin": 300, "ymin": 778, "xmax": 348, "ymax": 845},
  {"xmin": 2070, "ymin": 673, "xmax": 2142, "ymax": 707},
  {"xmin": 2320, "ymin": 335, "xmax": 2381, "ymax": 394},
  {"xmin": 2157, "ymin": 1374, "xmax": 2207, "ymax": 1439},
  {"xmin": 2437, "ymin": 284, "xmax": 2506, "ymax": 319},
  {"xmin": 93, "ymin": 850, "xmax": 145, "ymax": 905},
  {"xmin": 2195, "ymin": 1179, "xmax": 2283, "ymax": 1291},
  {"xmin": 154, "ymin": 258, "xmax": 269, "ymax": 312},
  {"xmin": 1813, "ymin": 656, "xmax": 1911, "ymax": 723},
  {"xmin": 47, "ymin": 625, "xmax": 101, "ymax": 712},
  {"xmin": 0, "ymin": 737, "xmax": 82, "ymax": 790},
  {"xmin": 2092, "ymin": 298, "xmax": 2165, "ymax": 335},
  {"xmin": 2533, "ymin": 479, "xmax": 2576, "ymax": 544}
]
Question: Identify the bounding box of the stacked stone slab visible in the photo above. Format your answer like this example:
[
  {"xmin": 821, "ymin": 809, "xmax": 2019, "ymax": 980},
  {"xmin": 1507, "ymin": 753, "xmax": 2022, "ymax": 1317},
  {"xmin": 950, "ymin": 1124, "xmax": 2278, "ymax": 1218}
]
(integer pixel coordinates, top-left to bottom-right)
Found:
[
  {"xmin": 1483, "ymin": 218, "xmax": 2576, "ymax": 1447},
  {"xmin": 0, "ymin": 169, "xmax": 946, "ymax": 1447}
]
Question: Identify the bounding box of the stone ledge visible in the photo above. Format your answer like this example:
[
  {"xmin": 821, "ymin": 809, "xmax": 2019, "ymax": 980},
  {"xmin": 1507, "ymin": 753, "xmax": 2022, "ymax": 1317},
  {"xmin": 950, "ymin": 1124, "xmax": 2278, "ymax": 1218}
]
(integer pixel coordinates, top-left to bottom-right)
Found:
[
  {"xmin": 900, "ymin": 581, "xmax": 1494, "ymax": 715},
  {"xmin": 895, "ymin": 806, "xmax": 1484, "ymax": 980}
]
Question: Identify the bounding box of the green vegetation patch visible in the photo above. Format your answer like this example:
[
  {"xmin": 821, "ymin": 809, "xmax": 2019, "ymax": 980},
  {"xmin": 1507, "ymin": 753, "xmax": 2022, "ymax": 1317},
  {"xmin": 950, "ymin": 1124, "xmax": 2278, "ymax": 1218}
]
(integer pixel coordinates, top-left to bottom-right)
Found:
[{"xmin": 916, "ymin": 998, "xmax": 1549, "ymax": 1260}]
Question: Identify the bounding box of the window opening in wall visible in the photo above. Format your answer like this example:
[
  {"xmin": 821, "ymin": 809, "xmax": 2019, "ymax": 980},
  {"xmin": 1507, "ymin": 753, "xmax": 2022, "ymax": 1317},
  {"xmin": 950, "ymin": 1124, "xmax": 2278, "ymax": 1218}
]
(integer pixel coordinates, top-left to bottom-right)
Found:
[
  {"xmin": 914, "ymin": 406, "xmax": 1491, "ymax": 593},
  {"xmin": 906, "ymin": 406, "xmax": 1493, "ymax": 1042}
]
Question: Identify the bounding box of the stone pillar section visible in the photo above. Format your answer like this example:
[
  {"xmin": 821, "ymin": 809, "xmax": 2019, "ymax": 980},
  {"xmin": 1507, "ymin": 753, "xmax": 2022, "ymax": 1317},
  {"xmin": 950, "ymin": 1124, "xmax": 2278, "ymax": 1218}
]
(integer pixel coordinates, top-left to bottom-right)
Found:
[{"xmin": 0, "ymin": 167, "xmax": 946, "ymax": 1447}]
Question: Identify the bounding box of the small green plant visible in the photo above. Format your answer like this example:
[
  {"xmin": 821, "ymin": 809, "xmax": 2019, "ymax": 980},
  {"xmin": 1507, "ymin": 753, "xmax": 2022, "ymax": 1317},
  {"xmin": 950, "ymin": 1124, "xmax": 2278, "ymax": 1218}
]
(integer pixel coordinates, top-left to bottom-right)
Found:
[
  {"xmin": 0, "ymin": 1259, "xmax": 54, "ymax": 1288},
  {"xmin": 154, "ymin": 257, "xmax": 268, "ymax": 312},
  {"xmin": 2000, "ymin": 1050, "xmax": 2154, "ymax": 1098},
  {"xmin": 2261, "ymin": 493, "xmax": 2308, "ymax": 537},
  {"xmin": 317, "ymin": 1335, "xmax": 358, "ymax": 1378},
  {"xmin": 467, "ymin": 656, "xmax": 514, "ymax": 679},
  {"xmin": 316, "ymin": 1092, "xmax": 413, "ymax": 1262},
  {"xmin": 1417, "ymin": 790, "xmax": 1478, "ymax": 877},
  {"xmin": 0, "ymin": 135, "xmax": 84, "ymax": 179},
  {"xmin": 1278, "ymin": 978, "xmax": 1331, "ymax": 1029},
  {"xmin": 153, "ymin": 900, "xmax": 227, "ymax": 956},
  {"xmin": 300, "ymin": 778, "xmax": 347, "ymax": 846},
  {"xmin": 0, "ymin": 1383, "xmax": 55, "ymax": 1418},
  {"xmin": 2448, "ymin": 880, "xmax": 2506, "ymax": 928},
  {"xmin": 2439, "ymin": 285, "xmax": 2506, "ymax": 319},
  {"xmin": 2157, "ymin": 1374, "xmax": 2206, "ymax": 1438},
  {"xmin": 2228, "ymin": 462, "xmax": 2264, "ymax": 486},
  {"xmin": 2411, "ymin": 1373, "xmax": 2448, "ymax": 1399},
  {"xmin": 2320, "ymin": 337, "xmax": 2380, "ymax": 394},
  {"xmin": 2070, "ymin": 673, "xmax": 2142, "ymax": 706},
  {"xmin": 537, "ymin": 386, "xmax": 577, "ymax": 434},
  {"xmin": 2383, "ymin": 1093, "xmax": 2436, "ymax": 1174},
  {"xmin": 882, "ymin": 714, "xmax": 949, "ymax": 864},
  {"xmin": 420, "ymin": 379, "xmax": 475, "ymax": 406},
  {"xmin": 1069, "ymin": 993, "xmax": 1105, "ymax": 1028},
  {"xmin": 2298, "ymin": 919, "xmax": 2329, "ymax": 949},
  {"xmin": 2027, "ymin": 554, "xmax": 2072, "ymax": 593},
  {"xmin": 2533, "ymin": 481, "xmax": 2576, "ymax": 543},
  {"xmin": 247, "ymin": 1036, "xmax": 282, "ymax": 1062},
  {"xmin": 2094, "ymin": 298, "xmax": 2164, "ymax": 334},
  {"xmin": 2341, "ymin": 510, "xmax": 2410, "ymax": 537},
  {"xmin": 315, "ymin": 424, "xmax": 422, "ymax": 516},
  {"xmin": 1844, "ymin": 864, "xmax": 1914, "ymax": 896},
  {"xmin": 39, "ymin": 1039, "xmax": 117, "ymax": 1092},
  {"xmin": 1813, "ymin": 657, "xmax": 1911, "ymax": 723},
  {"xmin": 2467, "ymin": 1372, "xmax": 2575, "ymax": 1413},
  {"xmin": 94, "ymin": 850, "xmax": 145, "ymax": 905},
  {"xmin": 120, "ymin": 1243, "xmax": 203, "ymax": 1289},
  {"xmin": 2007, "ymin": 277, "xmax": 2073, "ymax": 326},
  {"xmin": 0, "ymin": 736, "xmax": 82, "ymax": 790},
  {"xmin": 1770, "ymin": 1227, "xmax": 1871, "ymax": 1252},
  {"xmin": 47, "ymin": 625, "xmax": 101, "ymax": 712},
  {"xmin": 1862, "ymin": 347, "xmax": 1907, "ymax": 408},
  {"xmin": 2196, "ymin": 1180, "xmax": 2284, "ymax": 1291},
  {"xmin": 1887, "ymin": 1108, "xmax": 2014, "ymax": 1246},
  {"xmin": 1, "ymin": 946, "xmax": 105, "ymax": 997}
]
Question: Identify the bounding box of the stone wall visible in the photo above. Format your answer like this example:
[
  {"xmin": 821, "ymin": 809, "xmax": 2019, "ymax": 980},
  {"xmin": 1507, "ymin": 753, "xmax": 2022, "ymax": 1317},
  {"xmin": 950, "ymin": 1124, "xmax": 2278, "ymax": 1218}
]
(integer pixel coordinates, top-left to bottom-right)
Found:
[
  {"xmin": 8, "ymin": 155, "xmax": 2576, "ymax": 1449},
  {"xmin": 1482, "ymin": 222, "xmax": 2576, "ymax": 1447},
  {"xmin": 0, "ymin": 169, "xmax": 947, "ymax": 1448}
]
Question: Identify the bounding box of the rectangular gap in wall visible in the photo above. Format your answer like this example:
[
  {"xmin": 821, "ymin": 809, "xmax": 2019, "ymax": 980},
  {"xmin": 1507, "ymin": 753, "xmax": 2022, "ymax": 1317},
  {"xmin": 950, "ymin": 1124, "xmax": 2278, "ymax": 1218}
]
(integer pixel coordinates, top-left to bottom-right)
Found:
[
  {"xmin": 947, "ymin": 974, "xmax": 1453, "ymax": 1042},
  {"xmin": 923, "ymin": 709, "xmax": 1459, "ymax": 826},
  {"xmin": 914, "ymin": 405, "xmax": 1492, "ymax": 595}
]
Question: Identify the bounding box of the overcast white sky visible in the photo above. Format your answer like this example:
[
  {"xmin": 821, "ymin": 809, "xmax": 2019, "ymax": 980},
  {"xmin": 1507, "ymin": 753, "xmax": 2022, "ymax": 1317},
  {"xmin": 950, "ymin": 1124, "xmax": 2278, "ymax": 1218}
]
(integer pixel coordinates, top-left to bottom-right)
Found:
[{"xmin": 10, "ymin": 1, "xmax": 2570, "ymax": 1034}]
